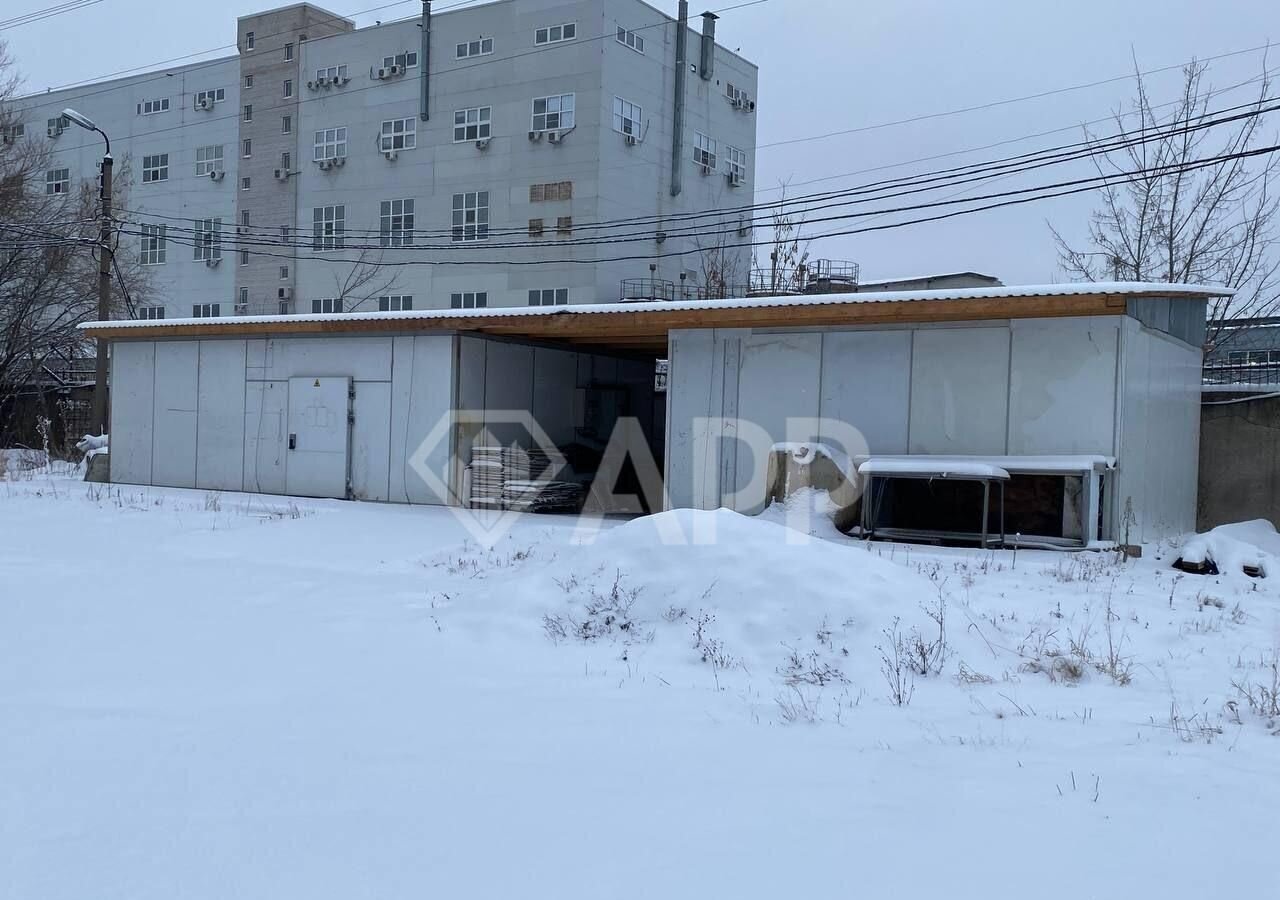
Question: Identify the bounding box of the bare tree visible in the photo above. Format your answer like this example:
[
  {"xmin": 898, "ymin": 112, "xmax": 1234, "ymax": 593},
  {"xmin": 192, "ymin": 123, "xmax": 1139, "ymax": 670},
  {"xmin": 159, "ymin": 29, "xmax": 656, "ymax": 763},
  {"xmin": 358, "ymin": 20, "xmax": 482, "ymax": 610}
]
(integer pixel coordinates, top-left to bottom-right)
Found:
[
  {"xmin": 0, "ymin": 43, "xmax": 150, "ymax": 434},
  {"xmin": 755, "ymin": 180, "xmax": 812, "ymax": 294},
  {"xmin": 324, "ymin": 249, "xmax": 403, "ymax": 312},
  {"xmin": 694, "ymin": 227, "xmax": 746, "ymax": 300},
  {"xmin": 1050, "ymin": 59, "xmax": 1279, "ymax": 350}
]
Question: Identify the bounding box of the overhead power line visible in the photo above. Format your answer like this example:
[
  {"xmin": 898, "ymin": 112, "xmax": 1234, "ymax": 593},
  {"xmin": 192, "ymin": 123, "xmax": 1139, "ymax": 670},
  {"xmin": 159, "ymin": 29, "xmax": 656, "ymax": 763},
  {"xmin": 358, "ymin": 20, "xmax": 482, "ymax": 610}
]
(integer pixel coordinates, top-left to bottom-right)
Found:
[{"xmin": 0, "ymin": 0, "xmax": 105, "ymax": 33}]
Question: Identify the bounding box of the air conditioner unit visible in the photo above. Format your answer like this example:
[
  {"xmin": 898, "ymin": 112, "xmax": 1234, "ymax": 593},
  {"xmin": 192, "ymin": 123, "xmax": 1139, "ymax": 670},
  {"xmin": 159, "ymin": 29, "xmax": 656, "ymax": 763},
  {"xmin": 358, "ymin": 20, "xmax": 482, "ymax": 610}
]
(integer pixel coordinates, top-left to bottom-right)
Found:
[
  {"xmin": 383, "ymin": 149, "xmax": 398, "ymax": 161},
  {"xmin": 547, "ymin": 131, "xmax": 561, "ymax": 144},
  {"xmin": 306, "ymin": 80, "xmax": 318, "ymax": 90},
  {"xmin": 277, "ymin": 287, "xmax": 292, "ymax": 300},
  {"xmin": 731, "ymin": 96, "xmax": 744, "ymax": 109},
  {"xmin": 747, "ymin": 99, "xmax": 756, "ymax": 112},
  {"xmin": 727, "ymin": 171, "xmax": 743, "ymax": 187},
  {"xmin": 332, "ymin": 75, "xmax": 346, "ymax": 86},
  {"xmin": 47, "ymin": 126, "xmax": 60, "ymax": 138},
  {"xmin": 698, "ymin": 164, "xmax": 712, "ymax": 176},
  {"xmin": 316, "ymin": 158, "xmax": 332, "ymax": 170},
  {"xmin": 376, "ymin": 67, "xmax": 390, "ymax": 80},
  {"xmin": 273, "ymin": 168, "xmax": 289, "ymax": 180},
  {"xmin": 624, "ymin": 134, "xmax": 638, "ymax": 146},
  {"xmin": 205, "ymin": 257, "xmax": 221, "ymax": 268},
  {"xmin": 197, "ymin": 98, "xmax": 212, "ymax": 111},
  {"xmin": 389, "ymin": 64, "xmax": 403, "ymax": 76},
  {"xmin": 333, "ymin": 156, "xmax": 345, "ymax": 167},
  {"xmin": 235, "ymin": 302, "xmax": 249, "ymax": 315},
  {"xmin": 527, "ymin": 130, "xmax": 542, "ymax": 142},
  {"xmin": 475, "ymin": 138, "xmax": 490, "ymax": 150},
  {"xmin": 209, "ymin": 170, "xmax": 225, "ymax": 182}
]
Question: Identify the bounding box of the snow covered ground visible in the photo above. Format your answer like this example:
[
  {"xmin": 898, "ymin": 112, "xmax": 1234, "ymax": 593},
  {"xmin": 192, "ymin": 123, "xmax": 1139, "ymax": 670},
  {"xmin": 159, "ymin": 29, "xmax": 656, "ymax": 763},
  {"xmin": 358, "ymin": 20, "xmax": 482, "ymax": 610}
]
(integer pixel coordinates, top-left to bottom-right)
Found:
[{"xmin": 2, "ymin": 473, "xmax": 1278, "ymax": 898}]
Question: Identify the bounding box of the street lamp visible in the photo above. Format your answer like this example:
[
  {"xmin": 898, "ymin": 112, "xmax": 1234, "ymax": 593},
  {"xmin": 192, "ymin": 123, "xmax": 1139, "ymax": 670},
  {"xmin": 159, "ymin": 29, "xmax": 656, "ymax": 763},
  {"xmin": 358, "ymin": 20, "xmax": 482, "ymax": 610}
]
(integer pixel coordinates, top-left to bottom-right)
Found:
[{"xmin": 62, "ymin": 107, "xmax": 112, "ymax": 436}]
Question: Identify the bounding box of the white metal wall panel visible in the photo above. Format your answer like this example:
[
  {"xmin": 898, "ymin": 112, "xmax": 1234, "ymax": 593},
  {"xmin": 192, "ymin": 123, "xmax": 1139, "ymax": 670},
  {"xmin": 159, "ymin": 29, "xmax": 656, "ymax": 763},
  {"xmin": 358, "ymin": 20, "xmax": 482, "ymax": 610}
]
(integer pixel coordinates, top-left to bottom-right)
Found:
[
  {"xmin": 665, "ymin": 329, "xmax": 717, "ymax": 510},
  {"xmin": 352, "ymin": 382, "xmax": 392, "ymax": 502},
  {"xmin": 1007, "ymin": 318, "xmax": 1119, "ymax": 455},
  {"xmin": 259, "ymin": 337, "xmax": 393, "ymax": 382},
  {"xmin": 909, "ymin": 327, "xmax": 1011, "ymax": 455},
  {"xmin": 390, "ymin": 335, "xmax": 456, "ymax": 506},
  {"xmin": 243, "ymin": 380, "xmax": 288, "ymax": 495},
  {"xmin": 151, "ymin": 342, "xmax": 199, "ymax": 488},
  {"xmin": 195, "ymin": 341, "xmax": 247, "ymax": 491},
  {"xmin": 480, "ymin": 340, "xmax": 535, "ymax": 447},
  {"xmin": 108, "ymin": 342, "xmax": 154, "ymax": 486},
  {"xmin": 819, "ymin": 331, "xmax": 911, "ymax": 454},
  {"xmin": 734, "ymin": 332, "xmax": 823, "ymax": 510}
]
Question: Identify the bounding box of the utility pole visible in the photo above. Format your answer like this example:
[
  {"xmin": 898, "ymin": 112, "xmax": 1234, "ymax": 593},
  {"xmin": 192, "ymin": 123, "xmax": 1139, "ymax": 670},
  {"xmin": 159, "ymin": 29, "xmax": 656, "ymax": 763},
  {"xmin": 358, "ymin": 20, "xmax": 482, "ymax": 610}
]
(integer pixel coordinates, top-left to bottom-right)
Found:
[
  {"xmin": 93, "ymin": 153, "xmax": 113, "ymax": 436},
  {"xmin": 62, "ymin": 108, "xmax": 112, "ymax": 436}
]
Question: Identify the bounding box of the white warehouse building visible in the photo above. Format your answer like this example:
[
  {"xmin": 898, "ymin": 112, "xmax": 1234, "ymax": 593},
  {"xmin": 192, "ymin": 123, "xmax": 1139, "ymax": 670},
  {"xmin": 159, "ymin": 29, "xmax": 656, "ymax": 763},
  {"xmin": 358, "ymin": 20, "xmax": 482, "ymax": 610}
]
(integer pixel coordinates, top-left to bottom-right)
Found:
[
  {"xmin": 10, "ymin": 0, "xmax": 758, "ymax": 317},
  {"xmin": 84, "ymin": 282, "xmax": 1224, "ymax": 548}
]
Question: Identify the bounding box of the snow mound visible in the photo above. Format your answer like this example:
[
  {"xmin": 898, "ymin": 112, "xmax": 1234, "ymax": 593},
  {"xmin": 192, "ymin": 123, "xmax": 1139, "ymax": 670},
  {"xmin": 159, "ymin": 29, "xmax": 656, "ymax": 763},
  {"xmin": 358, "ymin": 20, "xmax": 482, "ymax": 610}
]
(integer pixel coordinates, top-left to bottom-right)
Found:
[{"xmin": 1180, "ymin": 519, "xmax": 1280, "ymax": 577}]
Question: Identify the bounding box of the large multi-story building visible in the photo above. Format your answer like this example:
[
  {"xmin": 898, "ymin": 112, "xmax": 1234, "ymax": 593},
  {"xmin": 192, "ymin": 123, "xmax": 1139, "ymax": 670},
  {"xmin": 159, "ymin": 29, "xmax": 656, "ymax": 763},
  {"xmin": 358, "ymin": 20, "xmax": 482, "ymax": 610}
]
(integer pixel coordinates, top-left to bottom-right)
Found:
[{"xmin": 10, "ymin": 0, "xmax": 758, "ymax": 317}]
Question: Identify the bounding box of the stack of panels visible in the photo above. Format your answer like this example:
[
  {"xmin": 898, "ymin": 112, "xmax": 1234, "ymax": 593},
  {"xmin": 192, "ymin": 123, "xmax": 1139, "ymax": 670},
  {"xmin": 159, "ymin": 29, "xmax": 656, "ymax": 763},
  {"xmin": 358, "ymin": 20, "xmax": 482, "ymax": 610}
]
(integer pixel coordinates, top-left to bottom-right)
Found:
[
  {"xmin": 469, "ymin": 446, "xmax": 505, "ymax": 508},
  {"xmin": 503, "ymin": 479, "xmax": 584, "ymax": 513}
]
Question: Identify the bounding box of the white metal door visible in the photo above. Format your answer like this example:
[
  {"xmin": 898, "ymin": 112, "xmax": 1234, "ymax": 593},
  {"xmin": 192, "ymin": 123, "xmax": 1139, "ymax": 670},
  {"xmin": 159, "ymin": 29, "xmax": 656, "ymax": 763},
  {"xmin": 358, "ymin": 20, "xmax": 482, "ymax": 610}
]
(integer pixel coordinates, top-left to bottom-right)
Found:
[{"xmin": 285, "ymin": 376, "xmax": 351, "ymax": 498}]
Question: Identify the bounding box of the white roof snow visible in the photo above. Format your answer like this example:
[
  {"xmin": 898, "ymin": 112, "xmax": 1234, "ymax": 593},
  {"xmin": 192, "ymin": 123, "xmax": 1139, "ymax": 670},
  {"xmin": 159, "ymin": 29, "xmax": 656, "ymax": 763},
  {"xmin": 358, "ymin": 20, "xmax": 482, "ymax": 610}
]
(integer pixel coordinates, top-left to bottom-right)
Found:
[{"xmin": 81, "ymin": 282, "xmax": 1232, "ymax": 332}]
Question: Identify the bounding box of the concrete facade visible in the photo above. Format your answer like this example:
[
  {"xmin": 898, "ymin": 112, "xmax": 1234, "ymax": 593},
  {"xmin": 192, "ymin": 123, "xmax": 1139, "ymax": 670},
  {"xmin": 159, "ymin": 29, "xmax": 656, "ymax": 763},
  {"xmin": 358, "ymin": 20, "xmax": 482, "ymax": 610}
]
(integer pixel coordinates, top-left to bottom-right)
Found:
[
  {"xmin": 1198, "ymin": 394, "xmax": 1280, "ymax": 531},
  {"xmin": 10, "ymin": 0, "xmax": 758, "ymax": 318}
]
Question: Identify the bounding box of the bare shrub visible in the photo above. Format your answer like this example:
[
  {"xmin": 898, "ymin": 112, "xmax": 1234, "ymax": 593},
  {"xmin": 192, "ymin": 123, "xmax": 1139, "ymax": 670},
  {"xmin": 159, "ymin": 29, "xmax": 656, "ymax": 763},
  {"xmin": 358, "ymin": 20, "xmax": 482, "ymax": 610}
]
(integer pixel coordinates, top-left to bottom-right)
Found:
[
  {"xmin": 1165, "ymin": 699, "xmax": 1224, "ymax": 744},
  {"xmin": 780, "ymin": 644, "xmax": 848, "ymax": 687},
  {"xmin": 542, "ymin": 571, "xmax": 649, "ymax": 646},
  {"xmin": 878, "ymin": 618, "xmax": 915, "ymax": 707},
  {"xmin": 204, "ymin": 492, "xmax": 222, "ymax": 512},
  {"xmin": 775, "ymin": 685, "xmax": 819, "ymax": 724},
  {"xmin": 955, "ymin": 662, "xmax": 995, "ymax": 686},
  {"xmin": 1231, "ymin": 649, "xmax": 1280, "ymax": 728},
  {"xmin": 1096, "ymin": 597, "xmax": 1134, "ymax": 686},
  {"xmin": 662, "ymin": 606, "xmax": 688, "ymax": 623}
]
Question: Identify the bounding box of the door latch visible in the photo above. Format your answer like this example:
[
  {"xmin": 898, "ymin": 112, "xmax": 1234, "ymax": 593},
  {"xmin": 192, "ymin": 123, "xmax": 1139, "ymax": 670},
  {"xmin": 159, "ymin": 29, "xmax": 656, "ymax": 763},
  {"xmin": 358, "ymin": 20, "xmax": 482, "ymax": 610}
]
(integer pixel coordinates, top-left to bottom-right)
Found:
[{"xmin": 288, "ymin": 433, "xmax": 297, "ymax": 450}]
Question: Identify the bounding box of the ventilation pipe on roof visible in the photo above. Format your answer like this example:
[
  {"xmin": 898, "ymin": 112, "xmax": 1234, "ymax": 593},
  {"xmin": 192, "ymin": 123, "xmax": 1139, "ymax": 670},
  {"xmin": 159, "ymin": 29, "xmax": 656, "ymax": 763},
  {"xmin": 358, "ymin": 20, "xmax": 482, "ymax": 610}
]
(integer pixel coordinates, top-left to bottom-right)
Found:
[
  {"xmin": 419, "ymin": 0, "xmax": 432, "ymax": 121},
  {"xmin": 699, "ymin": 12, "xmax": 717, "ymax": 81},
  {"xmin": 670, "ymin": 0, "xmax": 688, "ymax": 197}
]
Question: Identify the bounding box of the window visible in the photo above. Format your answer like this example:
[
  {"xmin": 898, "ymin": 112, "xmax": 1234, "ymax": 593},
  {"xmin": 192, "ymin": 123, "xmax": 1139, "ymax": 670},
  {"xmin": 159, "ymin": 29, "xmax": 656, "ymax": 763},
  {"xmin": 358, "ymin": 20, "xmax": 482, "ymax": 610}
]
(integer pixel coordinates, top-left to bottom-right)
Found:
[
  {"xmin": 379, "ymin": 295, "xmax": 413, "ymax": 311},
  {"xmin": 282, "ymin": 115, "xmax": 292, "ymax": 134},
  {"xmin": 531, "ymin": 93, "xmax": 574, "ymax": 132},
  {"xmin": 283, "ymin": 79, "xmax": 293, "ymax": 98},
  {"xmin": 726, "ymin": 145, "xmax": 747, "ymax": 182},
  {"xmin": 241, "ymin": 211, "xmax": 250, "ymax": 227},
  {"xmin": 556, "ymin": 216, "xmax": 573, "ymax": 235},
  {"xmin": 380, "ymin": 199, "xmax": 414, "ymax": 247},
  {"xmin": 194, "ymin": 144, "xmax": 223, "ymax": 176},
  {"xmin": 240, "ymin": 288, "xmax": 250, "ymax": 305},
  {"xmin": 281, "ymin": 151, "xmax": 292, "ymax": 171},
  {"xmin": 528, "ymin": 218, "xmax": 544, "ymax": 236},
  {"xmin": 529, "ymin": 288, "xmax": 569, "ymax": 306},
  {"xmin": 451, "ymin": 191, "xmax": 489, "ymax": 242},
  {"xmin": 279, "ymin": 225, "xmax": 290, "ymax": 241},
  {"xmin": 530, "ymin": 181, "xmax": 572, "ymax": 202},
  {"xmin": 193, "ymin": 303, "xmax": 220, "ymax": 317},
  {"xmin": 456, "ymin": 37, "xmax": 493, "ymax": 58},
  {"xmin": 381, "ymin": 51, "xmax": 418, "ymax": 69},
  {"xmin": 240, "ymin": 250, "xmax": 249, "ymax": 267},
  {"xmin": 313, "ymin": 298, "xmax": 344, "ymax": 314},
  {"xmin": 194, "ymin": 88, "xmax": 225, "ymax": 108},
  {"xmin": 279, "ymin": 266, "xmax": 290, "ymax": 279},
  {"xmin": 613, "ymin": 97, "xmax": 642, "ymax": 137},
  {"xmin": 380, "ymin": 117, "xmax": 416, "ymax": 151},
  {"xmin": 312, "ymin": 205, "xmax": 345, "ymax": 250},
  {"xmin": 243, "ymin": 139, "xmax": 252, "ymax": 158},
  {"xmin": 194, "ymin": 218, "xmax": 222, "ymax": 261},
  {"xmin": 726, "ymin": 82, "xmax": 749, "ymax": 106},
  {"xmin": 313, "ymin": 127, "xmax": 347, "ymax": 161},
  {"xmin": 241, "ymin": 177, "xmax": 251, "ymax": 191},
  {"xmin": 45, "ymin": 168, "xmax": 69, "ymax": 195},
  {"xmin": 137, "ymin": 305, "xmax": 165, "ymax": 320},
  {"xmin": 693, "ymin": 132, "xmax": 717, "ymax": 169},
  {"xmin": 534, "ymin": 23, "xmax": 576, "ymax": 44},
  {"xmin": 284, "ymin": 42, "xmax": 294, "ymax": 61},
  {"xmin": 244, "ymin": 31, "xmax": 255, "ymax": 50},
  {"xmin": 243, "ymin": 104, "xmax": 253, "ymax": 122},
  {"xmin": 279, "ymin": 300, "xmax": 292, "ymax": 315},
  {"xmin": 244, "ymin": 74, "xmax": 254, "ymax": 88},
  {"xmin": 450, "ymin": 292, "xmax": 487, "ymax": 309},
  {"xmin": 453, "ymin": 106, "xmax": 490, "ymax": 142},
  {"xmin": 616, "ymin": 26, "xmax": 644, "ymax": 53},
  {"xmin": 142, "ymin": 153, "xmax": 169, "ymax": 183},
  {"xmin": 46, "ymin": 115, "xmax": 68, "ymax": 136},
  {"xmin": 314, "ymin": 64, "xmax": 348, "ymax": 83},
  {"xmin": 1, "ymin": 122, "xmax": 24, "ymax": 141},
  {"xmin": 139, "ymin": 224, "xmax": 166, "ymax": 265},
  {"xmin": 137, "ymin": 98, "xmax": 170, "ymax": 115}
]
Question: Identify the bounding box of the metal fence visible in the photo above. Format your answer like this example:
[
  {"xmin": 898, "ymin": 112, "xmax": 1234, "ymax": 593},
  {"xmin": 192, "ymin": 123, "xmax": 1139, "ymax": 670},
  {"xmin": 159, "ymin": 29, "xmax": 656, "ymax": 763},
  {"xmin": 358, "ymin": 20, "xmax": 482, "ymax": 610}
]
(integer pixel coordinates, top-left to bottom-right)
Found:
[{"xmin": 1202, "ymin": 362, "xmax": 1280, "ymax": 385}]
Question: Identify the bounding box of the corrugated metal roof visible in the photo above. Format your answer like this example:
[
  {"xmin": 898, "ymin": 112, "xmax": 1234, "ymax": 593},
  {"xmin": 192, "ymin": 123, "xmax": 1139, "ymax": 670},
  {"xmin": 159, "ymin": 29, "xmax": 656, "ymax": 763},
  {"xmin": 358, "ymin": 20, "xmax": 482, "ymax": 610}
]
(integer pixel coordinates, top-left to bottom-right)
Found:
[{"xmin": 80, "ymin": 282, "xmax": 1230, "ymax": 333}]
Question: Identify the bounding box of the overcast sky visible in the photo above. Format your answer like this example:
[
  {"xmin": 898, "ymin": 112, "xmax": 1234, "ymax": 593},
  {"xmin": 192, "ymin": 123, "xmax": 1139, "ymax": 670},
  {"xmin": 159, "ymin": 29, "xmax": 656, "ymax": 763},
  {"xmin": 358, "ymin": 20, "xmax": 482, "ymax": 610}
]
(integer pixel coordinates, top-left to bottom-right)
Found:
[{"xmin": 4, "ymin": 0, "xmax": 1275, "ymax": 284}]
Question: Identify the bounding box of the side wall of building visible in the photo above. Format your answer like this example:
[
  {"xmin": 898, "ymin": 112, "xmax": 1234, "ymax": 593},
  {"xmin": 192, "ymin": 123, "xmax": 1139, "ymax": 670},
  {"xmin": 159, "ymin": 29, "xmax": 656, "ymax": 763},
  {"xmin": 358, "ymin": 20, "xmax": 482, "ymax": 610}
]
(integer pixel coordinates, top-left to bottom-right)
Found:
[
  {"xmin": 1113, "ymin": 316, "xmax": 1203, "ymax": 542},
  {"xmin": 109, "ymin": 333, "xmax": 457, "ymax": 504},
  {"xmin": 665, "ymin": 316, "xmax": 1124, "ymax": 521}
]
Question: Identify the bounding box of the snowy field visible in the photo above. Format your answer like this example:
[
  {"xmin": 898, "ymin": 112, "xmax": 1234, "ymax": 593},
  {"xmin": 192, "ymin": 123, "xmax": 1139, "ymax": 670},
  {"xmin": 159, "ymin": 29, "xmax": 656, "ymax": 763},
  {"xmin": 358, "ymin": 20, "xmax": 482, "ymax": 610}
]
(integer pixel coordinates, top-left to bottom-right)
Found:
[{"xmin": 2, "ymin": 473, "xmax": 1278, "ymax": 899}]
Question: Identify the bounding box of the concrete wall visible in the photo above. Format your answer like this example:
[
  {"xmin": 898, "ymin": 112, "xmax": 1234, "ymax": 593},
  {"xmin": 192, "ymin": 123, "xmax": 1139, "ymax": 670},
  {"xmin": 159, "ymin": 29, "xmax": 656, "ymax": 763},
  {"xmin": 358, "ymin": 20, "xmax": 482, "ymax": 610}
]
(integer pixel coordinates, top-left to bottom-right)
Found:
[
  {"xmin": 109, "ymin": 332, "xmax": 456, "ymax": 504},
  {"xmin": 666, "ymin": 316, "xmax": 1124, "ymax": 522},
  {"xmin": 1199, "ymin": 394, "xmax": 1280, "ymax": 530}
]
